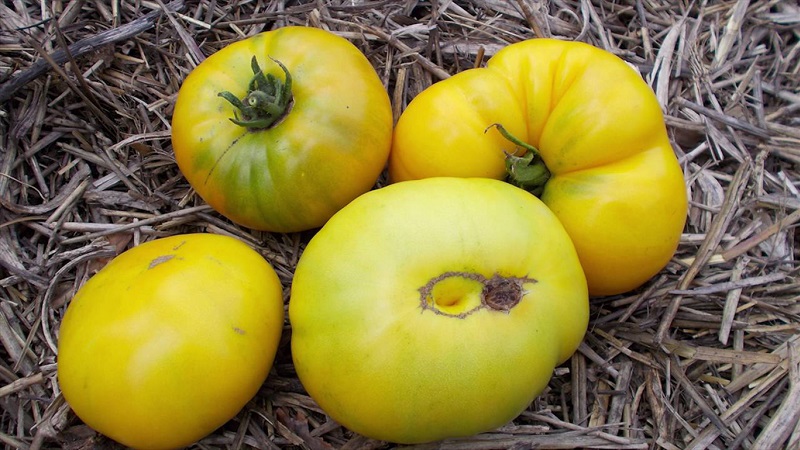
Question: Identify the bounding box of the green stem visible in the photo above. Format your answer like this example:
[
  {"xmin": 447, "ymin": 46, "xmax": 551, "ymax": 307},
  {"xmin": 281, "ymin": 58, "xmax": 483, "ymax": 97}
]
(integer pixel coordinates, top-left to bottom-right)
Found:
[
  {"xmin": 485, "ymin": 123, "xmax": 551, "ymax": 196},
  {"xmin": 218, "ymin": 56, "xmax": 293, "ymax": 130}
]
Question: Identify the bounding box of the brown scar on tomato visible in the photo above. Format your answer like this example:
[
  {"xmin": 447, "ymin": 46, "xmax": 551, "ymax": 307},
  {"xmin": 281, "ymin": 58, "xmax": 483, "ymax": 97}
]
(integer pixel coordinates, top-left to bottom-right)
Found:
[
  {"xmin": 233, "ymin": 327, "xmax": 246, "ymax": 335},
  {"xmin": 418, "ymin": 271, "xmax": 536, "ymax": 319},
  {"xmin": 148, "ymin": 254, "xmax": 175, "ymax": 269},
  {"xmin": 483, "ymin": 274, "xmax": 530, "ymax": 312}
]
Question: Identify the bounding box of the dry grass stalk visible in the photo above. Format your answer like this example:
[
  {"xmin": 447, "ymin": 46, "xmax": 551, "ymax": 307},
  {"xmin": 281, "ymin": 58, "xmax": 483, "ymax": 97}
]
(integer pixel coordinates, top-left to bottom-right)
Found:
[{"xmin": 1, "ymin": 1, "xmax": 798, "ymax": 449}]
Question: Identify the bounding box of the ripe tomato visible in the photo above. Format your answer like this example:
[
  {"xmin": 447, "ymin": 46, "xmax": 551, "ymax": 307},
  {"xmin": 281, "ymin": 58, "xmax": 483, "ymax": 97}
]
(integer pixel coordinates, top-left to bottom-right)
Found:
[
  {"xmin": 57, "ymin": 234, "xmax": 285, "ymax": 450},
  {"xmin": 290, "ymin": 178, "xmax": 589, "ymax": 444},
  {"xmin": 390, "ymin": 38, "xmax": 687, "ymax": 296},
  {"xmin": 172, "ymin": 26, "xmax": 393, "ymax": 232}
]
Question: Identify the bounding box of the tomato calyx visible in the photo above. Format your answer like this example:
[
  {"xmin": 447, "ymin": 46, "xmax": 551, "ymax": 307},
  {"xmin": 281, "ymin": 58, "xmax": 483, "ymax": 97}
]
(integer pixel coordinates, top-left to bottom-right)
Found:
[
  {"xmin": 419, "ymin": 271, "xmax": 535, "ymax": 318},
  {"xmin": 218, "ymin": 56, "xmax": 294, "ymax": 130},
  {"xmin": 486, "ymin": 123, "xmax": 551, "ymax": 196}
]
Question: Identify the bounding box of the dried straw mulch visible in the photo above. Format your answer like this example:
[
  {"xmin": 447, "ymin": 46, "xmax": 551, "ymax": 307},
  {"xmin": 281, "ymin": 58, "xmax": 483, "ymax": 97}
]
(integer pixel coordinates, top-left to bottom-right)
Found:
[{"xmin": 1, "ymin": 1, "xmax": 799, "ymax": 449}]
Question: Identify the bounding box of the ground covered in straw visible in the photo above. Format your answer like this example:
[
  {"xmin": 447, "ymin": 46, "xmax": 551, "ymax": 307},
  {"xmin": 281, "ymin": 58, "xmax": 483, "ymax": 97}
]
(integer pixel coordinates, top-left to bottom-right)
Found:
[{"xmin": 1, "ymin": 0, "xmax": 799, "ymax": 449}]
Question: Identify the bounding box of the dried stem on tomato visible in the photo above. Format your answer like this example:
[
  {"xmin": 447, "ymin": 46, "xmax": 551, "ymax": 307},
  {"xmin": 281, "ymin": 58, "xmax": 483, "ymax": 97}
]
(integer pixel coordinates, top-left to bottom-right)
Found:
[{"xmin": 218, "ymin": 56, "xmax": 293, "ymax": 130}]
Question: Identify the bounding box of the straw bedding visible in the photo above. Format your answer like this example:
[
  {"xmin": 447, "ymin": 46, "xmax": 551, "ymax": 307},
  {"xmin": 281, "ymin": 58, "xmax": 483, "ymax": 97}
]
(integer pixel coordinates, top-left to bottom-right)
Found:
[{"xmin": 0, "ymin": 1, "xmax": 798, "ymax": 448}]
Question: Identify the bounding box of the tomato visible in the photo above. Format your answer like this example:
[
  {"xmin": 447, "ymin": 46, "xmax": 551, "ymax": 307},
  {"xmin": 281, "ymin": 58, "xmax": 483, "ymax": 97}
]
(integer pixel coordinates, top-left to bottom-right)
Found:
[
  {"xmin": 289, "ymin": 178, "xmax": 588, "ymax": 444},
  {"xmin": 172, "ymin": 26, "xmax": 393, "ymax": 233},
  {"xmin": 57, "ymin": 234, "xmax": 285, "ymax": 450},
  {"xmin": 390, "ymin": 38, "xmax": 687, "ymax": 296}
]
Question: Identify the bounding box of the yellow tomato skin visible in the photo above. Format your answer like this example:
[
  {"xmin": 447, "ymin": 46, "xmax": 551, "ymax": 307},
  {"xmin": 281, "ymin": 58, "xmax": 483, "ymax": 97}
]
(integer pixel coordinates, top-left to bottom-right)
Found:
[
  {"xmin": 57, "ymin": 234, "xmax": 284, "ymax": 450},
  {"xmin": 172, "ymin": 26, "xmax": 393, "ymax": 232},
  {"xmin": 389, "ymin": 69, "xmax": 528, "ymax": 181},
  {"xmin": 290, "ymin": 178, "xmax": 588, "ymax": 444},
  {"xmin": 390, "ymin": 39, "xmax": 687, "ymax": 296}
]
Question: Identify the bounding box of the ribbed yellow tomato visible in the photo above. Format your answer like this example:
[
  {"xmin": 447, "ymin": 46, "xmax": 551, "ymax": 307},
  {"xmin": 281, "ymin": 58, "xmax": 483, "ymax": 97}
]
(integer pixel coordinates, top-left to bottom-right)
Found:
[
  {"xmin": 57, "ymin": 234, "xmax": 284, "ymax": 450},
  {"xmin": 172, "ymin": 26, "xmax": 393, "ymax": 232},
  {"xmin": 290, "ymin": 178, "xmax": 588, "ymax": 444},
  {"xmin": 390, "ymin": 38, "xmax": 687, "ymax": 296}
]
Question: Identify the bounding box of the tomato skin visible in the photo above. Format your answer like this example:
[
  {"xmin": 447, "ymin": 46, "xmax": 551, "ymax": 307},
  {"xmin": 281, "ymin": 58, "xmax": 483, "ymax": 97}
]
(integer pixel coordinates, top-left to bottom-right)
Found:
[
  {"xmin": 172, "ymin": 26, "xmax": 393, "ymax": 232},
  {"xmin": 389, "ymin": 69, "xmax": 528, "ymax": 181},
  {"xmin": 290, "ymin": 178, "xmax": 588, "ymax": 444},
  {"xmin": 57, "ymin": 234, "xmax": 284, "ymax": 450},
  {"xmin": 390, "ymin": 39, "xmax": 687, "ymax": 296}
]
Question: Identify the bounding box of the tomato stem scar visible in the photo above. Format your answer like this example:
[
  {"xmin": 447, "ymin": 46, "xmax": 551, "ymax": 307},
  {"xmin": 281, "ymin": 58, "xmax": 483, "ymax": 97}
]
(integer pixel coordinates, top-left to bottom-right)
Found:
[
  {"xmin": 418, "ymin": 271, "xmax": 535, "ymax": 318},
  {"xmin": 218, "ymin": 56, "xmax": 294, "ymax": 130},
  {"xmin": 482, "ymin": 274, "xmax": 528, "ymax": 312},
  {"xmin": 486, "ymin": 123, "xmax": 551, "ymax": 196}
]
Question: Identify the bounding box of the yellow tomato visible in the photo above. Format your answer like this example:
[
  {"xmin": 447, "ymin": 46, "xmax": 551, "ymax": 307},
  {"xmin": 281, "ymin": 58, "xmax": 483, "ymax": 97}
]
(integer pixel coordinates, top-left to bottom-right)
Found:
[
  {"xmin": 172, "ymin": 26, "xmax": 393, "ymax": 232},
  {"xmin": 57, "ymin": 234, "xmax": 284, "ymax": 450},
  {"xmin": 290, "ymin": 178, "xmax": 588, "ymax": 444},
  {"xmin": 390, "ymin": 39, "xmax": 687, "ymax": 296}
]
